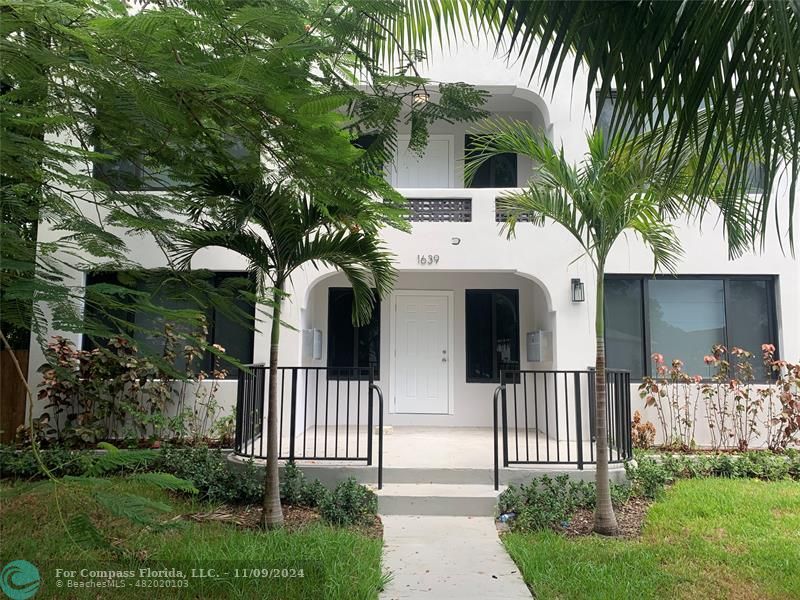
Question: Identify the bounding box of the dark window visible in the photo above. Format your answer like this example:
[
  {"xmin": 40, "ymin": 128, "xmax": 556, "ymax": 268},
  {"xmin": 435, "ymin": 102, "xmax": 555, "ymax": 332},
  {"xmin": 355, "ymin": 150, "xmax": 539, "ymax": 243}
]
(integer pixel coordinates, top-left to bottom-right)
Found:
[
  {"xmin": 92, "ymin": 149, "xmax": 181, "ymax": 191},
  {"xmin": 465, "ymin": 290, "xmax": 520, "ymax": 382},
  {"xmin": 605, "ymin": 278, "xmax": 646, "ymax": 380},
  {"xmin": 595, "ymin": 89, "xmax": 650, "ymax": 142},
  {"xmin": 327, "ymin": 288, "xmax": 380, "ymax": 379},
  {"xmin": 465, "ymin": 135, "xmax": 517, "ymax": 188},
  {"xmin": 83, "ymin": 271, "xmax": 254, "ymax": 378},
  {"xmin": 605, "ymin": 275, "xmax": 778, "ymax": 381}
]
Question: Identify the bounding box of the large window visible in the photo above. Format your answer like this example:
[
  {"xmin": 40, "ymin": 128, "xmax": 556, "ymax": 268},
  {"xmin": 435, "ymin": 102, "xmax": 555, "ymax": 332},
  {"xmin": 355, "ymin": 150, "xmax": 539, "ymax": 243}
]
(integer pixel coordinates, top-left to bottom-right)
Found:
[
  {"xmin": 465, "ymin": 135, "xmax": 517, "ymax": 188},
  {"xmin": 605, "ymin": 276, "xmax": 778, "ymax": 380},
  {"xmin": 465, "ymin": 290, "xmax": 520, "ymax": 382},
  {"xmin": 327, "ymin": 288, "xmax": 381, "ymax": 379},
  {"xmin": 83, "ymin": 271, "xmax": 254, "ymax": 378}
]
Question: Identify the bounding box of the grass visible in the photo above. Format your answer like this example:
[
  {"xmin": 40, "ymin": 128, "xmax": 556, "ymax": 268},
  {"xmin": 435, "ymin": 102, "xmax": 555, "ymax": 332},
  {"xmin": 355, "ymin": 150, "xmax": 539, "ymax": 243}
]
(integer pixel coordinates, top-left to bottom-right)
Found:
[
  {"xmin": 0, "ymin": 478, "xmax": 386, "ymax": 599},
  {"xmin": 503, "ymin": 478, "xmax": 800, "ymax": 600}
]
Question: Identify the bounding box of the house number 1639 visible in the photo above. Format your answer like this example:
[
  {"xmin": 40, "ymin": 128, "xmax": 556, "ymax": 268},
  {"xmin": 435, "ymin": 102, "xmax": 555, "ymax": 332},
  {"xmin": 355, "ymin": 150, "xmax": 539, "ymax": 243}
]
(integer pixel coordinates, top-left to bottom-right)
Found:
[{"xmin": 417, "ymin": 254, "xmax": 440, "ymax": 265}]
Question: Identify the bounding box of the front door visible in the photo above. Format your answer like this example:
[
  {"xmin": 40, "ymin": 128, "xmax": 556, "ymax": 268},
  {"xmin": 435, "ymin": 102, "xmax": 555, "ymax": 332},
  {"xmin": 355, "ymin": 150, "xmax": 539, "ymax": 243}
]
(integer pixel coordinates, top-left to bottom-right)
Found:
[{"xmin": 393, "ymin": 293, "xmax": 451, "ymax": 414}]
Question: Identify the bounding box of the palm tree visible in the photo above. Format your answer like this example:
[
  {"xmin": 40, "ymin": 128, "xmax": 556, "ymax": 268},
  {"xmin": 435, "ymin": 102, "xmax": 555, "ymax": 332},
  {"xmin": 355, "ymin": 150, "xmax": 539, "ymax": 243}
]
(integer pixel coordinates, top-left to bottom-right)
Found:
[
  {"xmin": 384, "ymin": 0, "xmax": 798, "ymax": 244},
  {"xmin": 466, "ymin": 121, "xmax": 751, "ymax": 534},
  {"xmin": 173, "ymin": 172, "xmax": 395, "ymax": 530}
]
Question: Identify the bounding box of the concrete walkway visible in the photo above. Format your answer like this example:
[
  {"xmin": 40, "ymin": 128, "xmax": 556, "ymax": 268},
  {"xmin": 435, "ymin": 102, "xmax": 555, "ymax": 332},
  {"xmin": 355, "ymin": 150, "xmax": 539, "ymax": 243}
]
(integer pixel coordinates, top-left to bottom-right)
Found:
[{"xmin": 379, "ymin": 515, "xmax": 532, "ymax": 599}]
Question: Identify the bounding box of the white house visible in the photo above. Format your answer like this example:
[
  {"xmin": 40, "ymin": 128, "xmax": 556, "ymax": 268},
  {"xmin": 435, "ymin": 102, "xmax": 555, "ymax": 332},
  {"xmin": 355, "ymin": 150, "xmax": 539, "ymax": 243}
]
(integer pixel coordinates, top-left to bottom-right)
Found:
[{"xmin": 28, "ymin": 40, "xmax": 800, "ymax": 481}]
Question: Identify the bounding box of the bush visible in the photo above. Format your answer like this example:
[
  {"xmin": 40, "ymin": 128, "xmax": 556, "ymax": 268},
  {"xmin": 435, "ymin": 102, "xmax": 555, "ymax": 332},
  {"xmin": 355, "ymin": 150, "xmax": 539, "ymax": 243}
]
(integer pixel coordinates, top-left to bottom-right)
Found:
[
  {"xmin": 626, "ymin": 449, "xmax": 800, "ymax": 500},
  {"xmin": 319, "ymin": 478, "xmax": 377, "ymax": 526},
  {"xmin": 626, "ymin": 457, "xmax": 670, "ymax": 499},
  {"xmin": 497, "ymin": 474, "xmax": 630, "ymax": 533},
  {"xmin": 280, "ymin": 461, "xmax": 306, "ymax": 505},
  {"xmin": 0, "ymin": 445, "xmax": 95, "ymax": 479},
  {"xmin": 155, "ymin": 446, "xmax": 261, "ymax": 504}
]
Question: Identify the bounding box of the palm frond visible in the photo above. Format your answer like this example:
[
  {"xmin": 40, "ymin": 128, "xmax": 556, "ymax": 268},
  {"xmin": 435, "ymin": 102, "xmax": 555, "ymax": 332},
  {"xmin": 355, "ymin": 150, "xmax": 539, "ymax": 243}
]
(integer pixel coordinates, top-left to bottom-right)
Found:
[{"xmin": 486, "ymin": 0, "xmax": 799, "ymax": 247}]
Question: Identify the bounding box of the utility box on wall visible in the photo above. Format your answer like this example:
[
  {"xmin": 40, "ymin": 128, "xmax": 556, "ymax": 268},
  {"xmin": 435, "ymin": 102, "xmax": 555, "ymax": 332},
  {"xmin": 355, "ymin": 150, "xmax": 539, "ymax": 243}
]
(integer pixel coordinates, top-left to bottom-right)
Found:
[
  {"xmin": 302, "ymin": 329, "xmax": 323, "ymax": 360},
  {"xmin": 526, "ymin": 330, "xmax": 552, "ymax": 362}
]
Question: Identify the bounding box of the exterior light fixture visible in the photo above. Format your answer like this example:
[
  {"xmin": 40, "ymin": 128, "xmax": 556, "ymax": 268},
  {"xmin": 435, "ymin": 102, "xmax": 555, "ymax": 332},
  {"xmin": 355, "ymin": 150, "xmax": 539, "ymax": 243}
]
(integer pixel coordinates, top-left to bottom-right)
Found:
[
  {"xmin": 413, "ymin": 90, "xmax": 430, "ymax": 105},
  {"xmin": 571, "ymin": 278, "xmax": 585, "ymax": 303}
]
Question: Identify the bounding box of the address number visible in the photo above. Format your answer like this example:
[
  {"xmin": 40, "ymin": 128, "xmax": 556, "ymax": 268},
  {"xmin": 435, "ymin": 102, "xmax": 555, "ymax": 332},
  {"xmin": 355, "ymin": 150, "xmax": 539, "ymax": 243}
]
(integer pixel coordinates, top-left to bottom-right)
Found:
[{"xmin": 417, "ymin": 254, "xmax": 440, "ymax": 265}]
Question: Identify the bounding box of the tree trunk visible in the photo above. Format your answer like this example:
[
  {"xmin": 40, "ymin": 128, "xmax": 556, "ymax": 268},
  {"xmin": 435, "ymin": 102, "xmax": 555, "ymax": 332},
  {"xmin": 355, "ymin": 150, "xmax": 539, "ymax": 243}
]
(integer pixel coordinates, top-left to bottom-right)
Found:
[
  {"xmin": 261, "ymin": 283, "xmax": 284, "ymax": 530},
  {"xmin": 593, "ymin": 271, "xmax": 619, "ymax": 536}
]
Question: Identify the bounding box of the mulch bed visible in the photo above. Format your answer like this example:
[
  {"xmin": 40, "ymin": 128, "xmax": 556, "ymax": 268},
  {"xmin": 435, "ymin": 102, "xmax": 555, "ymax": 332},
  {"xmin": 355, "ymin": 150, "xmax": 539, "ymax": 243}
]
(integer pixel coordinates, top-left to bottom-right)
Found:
[
  {"xmin": 497, "ymin": 497, "xmax": 653, "ymax": 540},
  {"xmin": 185, "ymin": 504, "xmax": 383, "ymax": 538},
  {"xmin": 562, "ymin": 497, "xmax": 652, "ymax": 539}
]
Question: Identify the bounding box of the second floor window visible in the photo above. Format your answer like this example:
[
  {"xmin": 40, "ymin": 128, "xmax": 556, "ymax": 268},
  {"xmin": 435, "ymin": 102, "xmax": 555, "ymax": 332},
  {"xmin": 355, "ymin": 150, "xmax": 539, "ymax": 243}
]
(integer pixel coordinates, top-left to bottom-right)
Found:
[{"xmin": 465, "ymin": 135, "xmax": 518, "ymax": 188}]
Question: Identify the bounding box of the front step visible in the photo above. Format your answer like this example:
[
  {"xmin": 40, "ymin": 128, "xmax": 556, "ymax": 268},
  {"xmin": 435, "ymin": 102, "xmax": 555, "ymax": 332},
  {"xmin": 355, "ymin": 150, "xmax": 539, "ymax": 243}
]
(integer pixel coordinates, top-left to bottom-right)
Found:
[{"xmin": 376, "ymin": 483, "xmax": 504, "ymax": 516}]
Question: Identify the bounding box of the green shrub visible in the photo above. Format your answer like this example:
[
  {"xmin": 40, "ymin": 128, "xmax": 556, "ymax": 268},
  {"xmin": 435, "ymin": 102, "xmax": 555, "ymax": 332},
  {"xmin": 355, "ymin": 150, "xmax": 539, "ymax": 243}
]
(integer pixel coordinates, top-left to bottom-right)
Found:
[
  {"xmin": 498, "ymin": 474, "xmax": 630, "ymax": 533},
  {"xmin": 155, "ymin": 446, "xmax": 261, "ymax": 504},
  {"xmin": 319, "ymin": 478, "xmax": 377, "ymax": 526},
  {"xmin": 279, "ymin": 461, "xmax": 330, "ymax": 508},
  {"xmin": 280, "ymin": 461, "xmax": 306, "ymax": 505},
  {"xmin": 0, "ymin": 445, "xmax": 96, "ymax": 479},
  {"xmin": 626, "ymin": 457, "xmax": 671, "ymax": 499},
  {"xmin": 300, "ymin": 478, "xmax": 329, "ymax": 508}
]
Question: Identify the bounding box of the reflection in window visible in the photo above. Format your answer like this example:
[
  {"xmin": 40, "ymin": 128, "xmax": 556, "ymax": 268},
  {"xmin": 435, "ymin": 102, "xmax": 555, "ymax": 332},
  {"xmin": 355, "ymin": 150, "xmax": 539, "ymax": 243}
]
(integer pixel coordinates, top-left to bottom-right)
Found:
[
  {"xmin": 647, "ymin": 279, "xmax": 725, "ymax": 375},
  {"xmin": 327, "ymin": 288, "xmax": 380, "ymax": 380},
  {"xmin": 605, "ymin": 276, "xmax": 778, "ymax": 380},
  {"xmin": 465, "ymin": 290, "xmax": 520, "ymax": 382},
  {"xmin": 605, "ymin": 279, "xmax": 645, "ymax": 379}
]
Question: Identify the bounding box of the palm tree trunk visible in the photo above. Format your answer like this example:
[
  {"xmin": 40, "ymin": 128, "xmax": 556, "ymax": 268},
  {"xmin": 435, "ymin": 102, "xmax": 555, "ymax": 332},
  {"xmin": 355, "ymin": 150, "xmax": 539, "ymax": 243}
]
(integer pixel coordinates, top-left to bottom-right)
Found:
[
  {"xmin": 261, "ymin": 283, "xmax": 284, "ymax": 530},
  {"xmin": 593, "ymin": 271, "xmax": 619, "ymax": 536}
]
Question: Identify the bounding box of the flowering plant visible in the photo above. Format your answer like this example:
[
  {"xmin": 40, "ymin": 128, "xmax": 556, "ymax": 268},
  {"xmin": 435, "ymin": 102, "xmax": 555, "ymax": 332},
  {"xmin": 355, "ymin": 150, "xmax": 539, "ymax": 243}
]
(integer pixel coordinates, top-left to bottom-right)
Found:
[{"xmin": 639, "ymin": 343, "xmax": 799, "ymax": 452}]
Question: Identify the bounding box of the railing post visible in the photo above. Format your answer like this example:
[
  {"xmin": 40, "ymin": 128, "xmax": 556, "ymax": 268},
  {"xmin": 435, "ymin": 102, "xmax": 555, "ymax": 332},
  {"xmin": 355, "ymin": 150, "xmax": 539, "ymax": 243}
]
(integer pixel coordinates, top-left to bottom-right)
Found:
[
  {"xmin": 500, "ymin": 373, "xmax": 509, "ymax": 467},
  {"xmin": 624, "ymin": 371, "xmax": 633, "ymax": 459},
  {"xmin": 367, "ymin": 369, "xmax": 374, "ymax": 466},
  {"xmin": 587, "ymin": 366, "xmax": 596, "ymax": 442},
  {"xmin": 288, "ymin": 367, "xmax": 298, "ymax": 461},
  {"xmin": 574, "ymin": 371, "xmax": 584, "ymax": 470},
  {"xmin": 235, "ymin": 369, "xmax": 244, "ymax": 453},
  {"xmin": 493, "ymin": 385, "xmax": 502, "ymax": 490},
  {"xmin": 377, "ymin": 385, "xmax": 383, "ymax": 490}
]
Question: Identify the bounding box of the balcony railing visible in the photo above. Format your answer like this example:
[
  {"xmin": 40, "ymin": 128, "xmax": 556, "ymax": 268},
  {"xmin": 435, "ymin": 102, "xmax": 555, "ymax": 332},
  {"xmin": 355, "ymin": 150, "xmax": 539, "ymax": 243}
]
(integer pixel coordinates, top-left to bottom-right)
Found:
[{"xmin": 399, "ymin": 188, "xmax": 523, "ymax": 224}]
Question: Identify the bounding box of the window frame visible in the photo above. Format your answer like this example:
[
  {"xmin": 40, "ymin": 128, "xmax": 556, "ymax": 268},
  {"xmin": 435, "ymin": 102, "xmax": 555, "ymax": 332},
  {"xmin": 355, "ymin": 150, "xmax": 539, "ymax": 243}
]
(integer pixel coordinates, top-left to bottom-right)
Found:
[
  {"xmin": 326, "ymin": 287, "xmax": 381, "ymax": 381},
  {"xmin": 604, "ymin": 274, "xmax": 779, "ymax": 381},
  {"xmin": 464, "ymin": 289, "xmax": 521, "ymax": 383},
  {"xmin": 82, "ymin": 270, "xmax": 255, "ymax": 379}
]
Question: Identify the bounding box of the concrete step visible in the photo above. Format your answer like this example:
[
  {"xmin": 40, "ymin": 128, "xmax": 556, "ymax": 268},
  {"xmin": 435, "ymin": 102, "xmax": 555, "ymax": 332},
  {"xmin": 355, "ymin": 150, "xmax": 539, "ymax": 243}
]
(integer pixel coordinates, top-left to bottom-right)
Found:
[
  {"xmin": 376, "ymin": 483, "xmax": 504, "ymax": 516},
  {"xmin": 383, "ymin": 467, "xmax": 495, "ymax": 485}
]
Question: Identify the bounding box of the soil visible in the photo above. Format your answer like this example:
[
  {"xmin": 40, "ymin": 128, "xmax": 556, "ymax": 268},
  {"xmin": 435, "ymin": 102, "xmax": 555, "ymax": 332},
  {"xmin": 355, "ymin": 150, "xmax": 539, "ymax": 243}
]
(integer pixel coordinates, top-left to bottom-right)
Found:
[
  {"xmin": 562, "ymin": 497, "xmax": 652, "ymax": 539},
  {"xmin": 184, "ymin": 504, "xmax": 383, "ymax": 539}
]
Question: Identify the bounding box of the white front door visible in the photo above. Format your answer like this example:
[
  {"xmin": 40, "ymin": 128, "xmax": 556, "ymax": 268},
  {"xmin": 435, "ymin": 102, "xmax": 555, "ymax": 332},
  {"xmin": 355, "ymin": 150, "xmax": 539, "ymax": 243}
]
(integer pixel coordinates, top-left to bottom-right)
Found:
[{"xmin": 393, "ymin": 293, "xmax": 451, "ymax": 414}]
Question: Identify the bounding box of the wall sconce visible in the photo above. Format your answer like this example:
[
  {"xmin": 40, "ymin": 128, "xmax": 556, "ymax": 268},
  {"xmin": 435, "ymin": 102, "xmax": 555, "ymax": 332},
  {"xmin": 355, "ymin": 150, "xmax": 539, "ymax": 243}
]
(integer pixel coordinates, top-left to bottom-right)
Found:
[
  {"xmin": 413, "ymin": 90, "xmax": 430, "ymax": 105},
  {"xmin": 571, "ymin": 278, "xmax": 585, "ymax": 303}
]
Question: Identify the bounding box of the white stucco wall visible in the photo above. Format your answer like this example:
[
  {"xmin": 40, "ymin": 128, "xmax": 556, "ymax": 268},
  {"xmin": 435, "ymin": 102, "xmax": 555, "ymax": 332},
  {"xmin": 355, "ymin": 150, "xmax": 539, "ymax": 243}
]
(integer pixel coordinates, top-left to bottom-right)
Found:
[{"xmin": 26, "ymin": 39, "xmax": 800, "ymax": 448}]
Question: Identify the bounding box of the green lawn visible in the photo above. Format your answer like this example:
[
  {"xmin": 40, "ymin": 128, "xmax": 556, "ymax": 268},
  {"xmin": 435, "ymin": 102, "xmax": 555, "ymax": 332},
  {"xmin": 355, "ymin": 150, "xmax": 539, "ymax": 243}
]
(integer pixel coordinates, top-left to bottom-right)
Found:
[
  {"xmin": 0, "ymin": 478, "xmax": 386, "ymax": 599},
  {"xmin": 503, "ymin": 478, "xmax": 800, "ymax": 600}
]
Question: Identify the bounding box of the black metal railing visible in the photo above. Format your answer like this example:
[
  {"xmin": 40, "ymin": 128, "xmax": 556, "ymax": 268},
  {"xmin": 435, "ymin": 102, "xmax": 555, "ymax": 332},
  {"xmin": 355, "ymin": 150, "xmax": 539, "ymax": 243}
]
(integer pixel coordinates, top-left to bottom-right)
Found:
[
  {"xmin": 234, "ymin": 365, "xmax": 384, "ymax": 488},
  {"xmin": 493, "ymin": 369, "xmax": 632, "ymax": 489}
]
